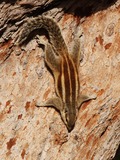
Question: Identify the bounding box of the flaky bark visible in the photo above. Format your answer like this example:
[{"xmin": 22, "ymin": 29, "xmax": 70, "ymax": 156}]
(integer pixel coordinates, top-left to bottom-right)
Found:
[{"xmin": 0, "ymin": 0, "xmax": 119, "ymax": 160}]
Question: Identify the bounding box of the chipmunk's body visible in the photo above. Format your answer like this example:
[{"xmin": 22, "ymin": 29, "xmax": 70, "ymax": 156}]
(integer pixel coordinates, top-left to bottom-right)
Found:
[{"xmin": 17, "ymin": 16, "xmax": 95, "ymax": 132}]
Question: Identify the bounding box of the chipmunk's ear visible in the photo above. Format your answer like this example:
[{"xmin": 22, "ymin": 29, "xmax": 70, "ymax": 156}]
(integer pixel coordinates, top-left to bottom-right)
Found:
[
  {"xmin": 45, "ymin": 43, "xmax": 61, "ymax": 72},
  {"xmin": 70, "ymin": 38, "xmax": 80, "ymax": 67}
]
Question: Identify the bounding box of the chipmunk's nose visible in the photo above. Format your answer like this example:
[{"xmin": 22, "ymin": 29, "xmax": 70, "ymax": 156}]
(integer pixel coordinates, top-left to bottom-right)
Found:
[{"xmin": 67, "ymin": 123, "xmax": 75, "ymax": 132}]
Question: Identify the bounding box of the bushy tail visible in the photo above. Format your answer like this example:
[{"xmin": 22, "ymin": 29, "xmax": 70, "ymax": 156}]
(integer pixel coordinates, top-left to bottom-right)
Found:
[{"xmin": 16, "ymin": 16, "xmax": 68, "ymax": 55}]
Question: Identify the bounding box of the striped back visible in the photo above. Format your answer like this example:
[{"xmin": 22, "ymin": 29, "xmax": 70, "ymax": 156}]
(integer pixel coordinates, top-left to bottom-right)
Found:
[{"xmin": 56, "ymin": 54, "xmax": 80, "ymax": 129}]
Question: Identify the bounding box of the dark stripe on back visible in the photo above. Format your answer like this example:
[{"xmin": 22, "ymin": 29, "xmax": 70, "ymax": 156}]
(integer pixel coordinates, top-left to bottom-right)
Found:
[
  {"xmin": 57, "ymin": 64, "xmax": 63, "ymax": 98},
  {"xmin": 63, "ymin": 55, "xmax": 70, "ymax": 103}
]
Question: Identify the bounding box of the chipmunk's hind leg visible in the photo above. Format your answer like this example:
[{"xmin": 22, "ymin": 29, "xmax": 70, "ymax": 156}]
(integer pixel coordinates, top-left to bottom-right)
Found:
[
  {"xmin": 70, "ymin": 38, "xmax": 81, "ymax": 67},
  {"xmin": 45, "ymin": 43, "xmax": 61, "ymax": 72}
]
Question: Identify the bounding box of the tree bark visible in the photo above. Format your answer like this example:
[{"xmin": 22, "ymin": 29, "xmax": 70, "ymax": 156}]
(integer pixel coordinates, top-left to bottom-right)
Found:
[{"xmin": 0, "ymin": 0, "xmax": 120, "ymax": 160}]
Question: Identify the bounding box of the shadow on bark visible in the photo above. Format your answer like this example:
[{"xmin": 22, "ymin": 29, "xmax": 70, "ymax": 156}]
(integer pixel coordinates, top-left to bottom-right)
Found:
[
  {"xmin": 18, "ymin": 0, "xmax": 118, "ymax": 18},
  {"xmin": 113, "ymin": 145, "xmax": 120, "ymax": 160}
]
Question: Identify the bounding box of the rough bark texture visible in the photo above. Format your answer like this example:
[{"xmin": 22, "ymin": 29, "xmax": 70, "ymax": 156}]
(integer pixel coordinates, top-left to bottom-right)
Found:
[{"xmin": 0, "ymin": 0, "xmax": 120, "ymax": 160}]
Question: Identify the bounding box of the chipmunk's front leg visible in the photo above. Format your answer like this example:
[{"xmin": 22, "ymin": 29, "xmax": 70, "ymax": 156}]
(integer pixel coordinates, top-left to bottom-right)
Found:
[
  {"xmin": 77, "ymin": 94, "xmax": 96, "ymax": 110},
  {"xmin": 36, "ymin": 97, "xmax": 63, "ymax": 112}
]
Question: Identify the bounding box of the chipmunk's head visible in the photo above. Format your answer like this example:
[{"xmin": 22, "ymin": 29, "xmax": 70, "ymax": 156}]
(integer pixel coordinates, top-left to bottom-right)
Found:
[{"xmin": 60, "ymin": 103, "xmax": 78, "ymax": 132}]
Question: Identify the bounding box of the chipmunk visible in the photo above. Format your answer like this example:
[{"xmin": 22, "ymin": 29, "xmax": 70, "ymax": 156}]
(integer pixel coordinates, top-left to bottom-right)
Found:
[{"xmin": 17, "ymin": 16, "xmax": 96, "ymax": 132}]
